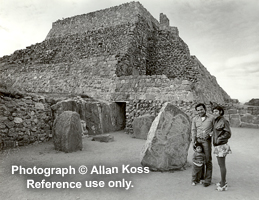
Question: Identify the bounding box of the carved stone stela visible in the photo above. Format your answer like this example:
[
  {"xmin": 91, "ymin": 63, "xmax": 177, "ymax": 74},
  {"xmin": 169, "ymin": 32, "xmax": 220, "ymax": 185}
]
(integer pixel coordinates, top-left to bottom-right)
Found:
[
  {"xmin": 53, "ymin": 111, "xmax": 82, "ymax": 153},
  {"xmin": 141, "ymin": 102, "xmax": 191, "ymax": 171}
]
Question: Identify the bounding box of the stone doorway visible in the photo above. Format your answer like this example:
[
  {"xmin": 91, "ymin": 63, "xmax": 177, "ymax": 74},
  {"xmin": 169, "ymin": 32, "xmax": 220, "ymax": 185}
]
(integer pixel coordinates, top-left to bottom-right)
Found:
[{"xmin": 115, "ymin": 102, "xmax": 126, "ymax": 130}]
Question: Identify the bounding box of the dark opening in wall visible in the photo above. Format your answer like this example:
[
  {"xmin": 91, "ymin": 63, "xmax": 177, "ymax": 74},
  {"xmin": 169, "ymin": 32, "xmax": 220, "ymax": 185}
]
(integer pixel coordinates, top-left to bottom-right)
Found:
[{"xmin": 115, "ymin": 102, "xmax": 126, "ymax": 130}]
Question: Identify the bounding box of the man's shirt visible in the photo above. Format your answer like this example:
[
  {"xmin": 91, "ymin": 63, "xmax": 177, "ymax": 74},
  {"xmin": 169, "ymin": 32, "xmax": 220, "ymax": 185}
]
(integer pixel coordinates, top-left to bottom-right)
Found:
[{"xmin": 191, "ymin": 114, "xmax": 214, "ymax": 140}]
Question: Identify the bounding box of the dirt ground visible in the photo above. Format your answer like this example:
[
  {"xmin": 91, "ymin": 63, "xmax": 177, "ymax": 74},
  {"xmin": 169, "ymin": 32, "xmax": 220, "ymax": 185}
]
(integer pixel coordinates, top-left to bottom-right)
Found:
[{"xmin": 1, "ymin": 127, "xmax": 259, "ymax": 200}]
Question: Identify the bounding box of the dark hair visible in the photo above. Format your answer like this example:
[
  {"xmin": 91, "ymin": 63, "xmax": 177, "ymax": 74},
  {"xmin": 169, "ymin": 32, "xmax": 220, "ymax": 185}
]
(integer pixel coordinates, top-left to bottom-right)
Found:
[
  {"xmin": 212, "ymin": 105, "xmax": 224, "ymax": 116},
  {"xmin": 195, "ymin": 103, "xmax": 206, "ymax": 111},
  {"xmin": 194, "ymin": 142, "xmax": 204, "ymax": 152}
]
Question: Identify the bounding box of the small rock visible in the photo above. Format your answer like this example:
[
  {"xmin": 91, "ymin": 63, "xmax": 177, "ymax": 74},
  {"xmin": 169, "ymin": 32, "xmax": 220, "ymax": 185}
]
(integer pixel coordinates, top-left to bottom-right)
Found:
[
  {"xmin": 14, "ymin": 117, "xmax": 23, "ymax": 124},
  {"xmin": 92, "ymin": 134, "xmax": 114, "ymax": 142},
  {"xmin": 35, "ymin": 103, "xmax": 44, "ymax": 110}
]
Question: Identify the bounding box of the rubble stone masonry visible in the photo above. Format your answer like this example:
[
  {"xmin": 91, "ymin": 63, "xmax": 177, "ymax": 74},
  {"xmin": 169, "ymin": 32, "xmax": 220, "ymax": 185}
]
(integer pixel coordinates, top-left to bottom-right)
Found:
[{"xmin": 0, "ymin": 94, "xmax": 53, "ymax": 149}]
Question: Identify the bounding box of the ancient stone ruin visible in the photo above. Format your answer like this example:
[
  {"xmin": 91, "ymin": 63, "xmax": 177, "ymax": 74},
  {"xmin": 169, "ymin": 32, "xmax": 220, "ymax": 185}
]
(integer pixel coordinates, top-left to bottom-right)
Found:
[{"xmin": 0, "ymin": 1, "xmax": 258, "ymax": 150}]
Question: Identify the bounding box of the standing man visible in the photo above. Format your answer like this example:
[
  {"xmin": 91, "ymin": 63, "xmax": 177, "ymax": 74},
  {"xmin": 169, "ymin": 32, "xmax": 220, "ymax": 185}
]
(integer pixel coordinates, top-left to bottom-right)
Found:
[{"xmin": 191, "ymin": 103, "xmax": 214, "ymax": 187}]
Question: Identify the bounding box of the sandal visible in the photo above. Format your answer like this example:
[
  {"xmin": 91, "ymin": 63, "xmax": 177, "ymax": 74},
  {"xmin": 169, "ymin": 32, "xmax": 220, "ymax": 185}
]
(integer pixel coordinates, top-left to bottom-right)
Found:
[
  {"xmin": 216, "ymin": 184, "xmax": 228, "ymax": 191},
  {"xmin": 216, "ymin": 182, "xmax": 228, "ymax": 187}
]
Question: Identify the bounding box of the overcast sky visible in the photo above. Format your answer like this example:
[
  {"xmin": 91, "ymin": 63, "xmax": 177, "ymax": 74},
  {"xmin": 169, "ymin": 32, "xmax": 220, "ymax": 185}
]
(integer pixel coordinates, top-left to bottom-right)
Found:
[{"xmin": 0, "ymin": 0, "xmax": 258, "ymax": 103}]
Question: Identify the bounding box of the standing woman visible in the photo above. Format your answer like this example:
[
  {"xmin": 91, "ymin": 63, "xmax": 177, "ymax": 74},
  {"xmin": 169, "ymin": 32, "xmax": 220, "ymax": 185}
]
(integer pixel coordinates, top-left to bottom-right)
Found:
[{"xmin": 212, "ymin": 105, "xmax": 232, "ymax": 191}]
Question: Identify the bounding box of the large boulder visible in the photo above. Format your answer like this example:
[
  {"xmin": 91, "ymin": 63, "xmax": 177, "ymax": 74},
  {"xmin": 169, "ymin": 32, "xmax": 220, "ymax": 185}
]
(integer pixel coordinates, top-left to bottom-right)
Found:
[
  {"xmin": 53, "ymin": 111, "xmax": 82, "ymax": 153},
  {"xmin": 132, "ymin": 114, "xmax": 155, "ymax": 139},
  {"xmin": 140, "ymin": 102, "xmax": 191, "ymax": 171}
]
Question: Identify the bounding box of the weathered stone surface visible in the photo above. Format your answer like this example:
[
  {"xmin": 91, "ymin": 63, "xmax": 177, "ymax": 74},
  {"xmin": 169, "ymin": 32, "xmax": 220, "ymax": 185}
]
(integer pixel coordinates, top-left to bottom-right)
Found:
[
  {"xmin": 241, "ymin": 114, "xmax": 254, "ymax": 124},
  {"xmin": 0, "ymin": 136, "xmax": 2, "ymax": 150},
  {"xmin": 92, "ymin": 134, "xmax": 114, "ymax": 142},
  {"xmin": 240, "ymin": 122, "xmax": 259, "ymax": 129},
  {"xmin": 51, "ymin": 98, "xmax": 125, "ymax": 135},
  {"xmin": 100, "ymin": 102, "xmax": 126, "ymax": 134},
  {"xmin": 35, "ymin": 102, "xmax": 45, "ymax": 110},
  {"xmin": 228, "ymin": 109, "xmax": 237, "ymax": 114},
  {"xmin": 245, "ymin": 98, "xmax": 259, "ymax": 106},
  {"xmin": 14, "ymin": 117, "xmax": 23, "ymax": 124},
  {"xmin": 254, "ymin": 116, "xmax": 259, "ymax": 125},
  {"xmin": 80, "ymin": 120, "xmax": 88, "ymax": 136},
  {"xmin": 140, "ymin": 102, "xmax": 191, "ymax": 171},
  {"xmin": 229, "ymin": 117, "xmax": 240, "ymax": 127},
  {"xmin": 132, "ymin": 114, "xmax": 155, "ymax": 140},
  {"xmin": 53, "ymin": 111, "xmax": 82, "ymax": 153}
]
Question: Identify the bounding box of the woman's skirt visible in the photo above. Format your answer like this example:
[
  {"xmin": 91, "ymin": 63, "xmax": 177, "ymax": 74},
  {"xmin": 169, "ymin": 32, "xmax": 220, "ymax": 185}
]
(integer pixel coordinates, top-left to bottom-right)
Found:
[{"xmin": 213, "ymin": 143, "xmax": 232, "ymax": 157}]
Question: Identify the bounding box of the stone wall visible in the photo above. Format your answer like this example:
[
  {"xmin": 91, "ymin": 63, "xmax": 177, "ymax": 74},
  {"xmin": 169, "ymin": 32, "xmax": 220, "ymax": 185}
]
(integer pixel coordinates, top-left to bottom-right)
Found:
[
  {"xmin": 112, "ymin": 75, "xmax": 195, "ymax": 102},
  {"xmin": 191, "ymin": 56, "xmax": 231, "ymax": 103},
  {"xmin": 46, "ymin": 2, "xmax": 160, "ymax": 40},
  {"xmin": 0, "ymin": 91, "xmax": 126, "ymax": 150},
  {"xmin": 111, "ymin": 74, "xmax": 230, "ymax": 104},
  {"xmin": 125, "ymin": 99, "xmax": 197, "ymax": 134},
  {"xmin": 1, "ymin": 56, "xmax": 117, "ymax": 96},
  {"xmin": 0, "ymin": 93, "xmax": 53, "ymax": 150},
  {"xmin": 125, "ymin": 100, "xmax": 259, "ymax": 134},
  {"xmin": 0, "ymin": 23, "xmax": 132, "ymax": 66},
  {"xmin": 225, "ymin": 106, "xmax": 259, "ymax": 129},
  {"xmin": 1, "ymin": 88, "xmax": 257, "ymax": 150}
]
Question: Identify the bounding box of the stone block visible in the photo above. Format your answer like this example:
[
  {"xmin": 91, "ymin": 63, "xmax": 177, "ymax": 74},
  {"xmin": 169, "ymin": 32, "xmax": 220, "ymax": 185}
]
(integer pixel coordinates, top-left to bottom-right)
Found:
[
  {"xmin": 140, "ymin": 102, "xmax": 191, "ymax": 171},
  {"xmin": 92, "ymin": 134, "xmax": 114, "ymax": 142},
  {"xmin": 228, "ymin": 109, "xmax": 237, "ymax": 114},
  {"xmin": 253, "ymin": 116, "xmax": 259, "ymax": 125},
  {"xmin": 35, "ymin": 102, "xmax": 45, "ymax": 110},
  {"xmin": 229, "ymin": 117, "xmax": 240, "ymax": 127},
  {"xmin": 4, "ymin": 120, "xmax": 15, "ymax": 129},
  {"xmin": 2, "ymin": 140, "xmax": 16, "ymax": 149},
  {"xmin": 238, "ymin": 109, "xmax": 247, "ymax": 115},
  {"xmin": 14, "ymin": 117, "xmax": 23, "ymax": 124},
  {"xmin": 0, "ymin": 123, "xmax": 6, "ymax": 129},
  {"xmin": 132, "ymin": 114, "xmax": 155, "ymax": 140},
  {"xmin": 186, "ymin": 92, "xmax": 194, "ymax": 102},
  {"xmin": 240, "ymin": 123, "xmax": 259, "ymax": 129},
  {"xmin": 241, "ymin": 114, "xmax": 254, "ymax": 124},
  {"xmin": 53, "ymin": 111, "xmax": 82, "ymax": 153}
]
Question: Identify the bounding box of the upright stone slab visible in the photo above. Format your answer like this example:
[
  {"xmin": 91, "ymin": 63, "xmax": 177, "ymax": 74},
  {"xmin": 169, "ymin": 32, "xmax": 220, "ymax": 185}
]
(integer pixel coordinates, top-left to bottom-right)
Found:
[
  {"xmin": 53, "ymin": 111, "xmax": 82, "ymax": 153},
  {"xmin": 140, "ymin": 102, "xmax": 191, "ymax": 171},
  {"xmin": 132, "ymin": 114, "xmax": 155, "ymax": 140}
]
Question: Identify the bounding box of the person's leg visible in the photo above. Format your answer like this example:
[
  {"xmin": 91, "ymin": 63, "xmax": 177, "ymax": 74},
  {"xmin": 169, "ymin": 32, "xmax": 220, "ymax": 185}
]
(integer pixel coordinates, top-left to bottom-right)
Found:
[
  {"xmin": 201, "ymin": 140, "xmax": 212, "ymax": 185},
  {"xmin": 197, "ymin": 167, "xmax": 202, "ymax": 183},
  {"xmin": 192, "ymin": 164, "xmax": 199, "ymax": 183},
  {"xmin": 217, "ymin": 156, "xmax": 227, "ymax": 187},
  {"xmin": 200, "ymin": 165, "xmax": 205, "ymax": 181}
]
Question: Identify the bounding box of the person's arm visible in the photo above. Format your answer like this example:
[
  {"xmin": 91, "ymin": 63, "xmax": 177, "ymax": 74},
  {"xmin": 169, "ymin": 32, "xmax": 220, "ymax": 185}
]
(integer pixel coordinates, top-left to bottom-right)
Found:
[
  {"xmin": 192, "ymin": 153, "xmax": 196, "ymax": 162},
  {"xmin": 217, "ymin": 119, "xmax": 231, "ymax": 144},
  {"xmin": 191, "ymin": 118, "xmax": 197, "ymax": 145},
  {"xmin": 208, "ymin": 116, "xmax": 215, "ymax": 137},
  {"xmin": 203, "ymin": 154, "xmax": 207, "ymax": 164}
]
